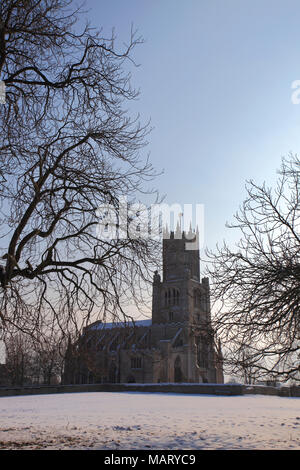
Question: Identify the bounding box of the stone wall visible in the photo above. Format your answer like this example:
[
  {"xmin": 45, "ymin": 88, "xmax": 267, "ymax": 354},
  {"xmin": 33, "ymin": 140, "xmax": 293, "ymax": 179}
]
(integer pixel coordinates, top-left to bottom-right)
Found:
[{"xmin": 0, "ymin": 382, "xmax": 294, "ymax": 397}]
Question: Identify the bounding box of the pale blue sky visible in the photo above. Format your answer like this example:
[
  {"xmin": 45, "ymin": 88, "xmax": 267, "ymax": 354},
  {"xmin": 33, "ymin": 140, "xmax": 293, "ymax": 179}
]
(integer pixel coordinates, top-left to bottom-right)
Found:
[{"xmin": 86, "ymin": 0, "xmax": 300, "ymax": 255}]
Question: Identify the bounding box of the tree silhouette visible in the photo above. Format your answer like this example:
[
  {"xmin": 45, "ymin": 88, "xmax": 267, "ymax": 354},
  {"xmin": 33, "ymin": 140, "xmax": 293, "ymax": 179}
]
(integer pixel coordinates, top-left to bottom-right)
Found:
[
  {"xmin": 207, "ymin": 155, "xmax": 300, "ymax": 382},
  {"xmin": 0, "ymin": 0, "xmax": 159, "ymax": 337}
]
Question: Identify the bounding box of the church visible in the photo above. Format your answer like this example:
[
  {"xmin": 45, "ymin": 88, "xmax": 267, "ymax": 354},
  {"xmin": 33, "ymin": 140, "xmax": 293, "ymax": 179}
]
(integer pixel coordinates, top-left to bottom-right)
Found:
[{"xmin": 64, "ymin": 229, "xmax": 224, "ymax": 384}]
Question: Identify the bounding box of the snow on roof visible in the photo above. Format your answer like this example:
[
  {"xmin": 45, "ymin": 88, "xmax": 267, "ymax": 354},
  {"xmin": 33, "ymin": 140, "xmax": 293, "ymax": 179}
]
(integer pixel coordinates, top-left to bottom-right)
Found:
[{"xmin": 90, "ymin": 319, "xmax": 152, "ymax": 330}]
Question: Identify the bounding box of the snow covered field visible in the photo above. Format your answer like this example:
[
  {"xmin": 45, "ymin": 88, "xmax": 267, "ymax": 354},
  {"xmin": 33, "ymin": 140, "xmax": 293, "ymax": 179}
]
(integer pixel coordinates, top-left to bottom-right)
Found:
[{"xmin": 0, "ymin": 391, "xmax": 299, "ymax": 450}]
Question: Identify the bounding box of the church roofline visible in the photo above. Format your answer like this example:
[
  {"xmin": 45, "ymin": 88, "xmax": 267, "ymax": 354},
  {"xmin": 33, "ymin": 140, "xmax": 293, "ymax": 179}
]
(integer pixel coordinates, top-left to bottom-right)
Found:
[
  {"xmin": 89, "ymin": 319, "xmax": 152, "ymax": 330},
  {"xmin": 88, "ymin": 319, "xmax": 188, "ymax": 331}
]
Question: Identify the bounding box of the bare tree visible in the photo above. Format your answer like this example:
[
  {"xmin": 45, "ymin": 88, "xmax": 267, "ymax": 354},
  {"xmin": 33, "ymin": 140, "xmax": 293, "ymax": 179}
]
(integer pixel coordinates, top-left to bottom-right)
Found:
[
  {"xmin": 2, "ymin": 327, "xmax": 67, "ymax": 385},
  {"xmin": 4, "ymin": 332, "xmax": 33, "ymax": 385},
  {"xmin": 221, "ymin": 344, "xmax": 263, "ymax": 385},
  {"xmin": 63, "ymin": 331, "xmax": 105, "ymax": 385},
  {"xmin": 31, "ymin": 329, "xmax": 67, "ymax": 384},
  {"xmin": 206, "ymin": 155, "xmax": 300, "ymax": 383},
  {"xmin": 0, "ymin": 0, "xmax": 160, "ymax": 336}
]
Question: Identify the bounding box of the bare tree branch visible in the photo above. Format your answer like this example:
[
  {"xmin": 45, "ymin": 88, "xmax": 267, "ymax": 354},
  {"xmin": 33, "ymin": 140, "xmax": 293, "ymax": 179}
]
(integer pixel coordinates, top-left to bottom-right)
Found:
[
  {"xmin": 0, "ymin": 0, "xmax": 161, "ymax": 336},
  {"xmin": 206, "ymin": 154, "xmax": 300, "ymax": 382}
]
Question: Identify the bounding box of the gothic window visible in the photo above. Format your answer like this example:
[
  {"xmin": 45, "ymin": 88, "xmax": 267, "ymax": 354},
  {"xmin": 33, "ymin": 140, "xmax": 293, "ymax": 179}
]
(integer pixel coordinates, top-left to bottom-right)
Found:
[
  {"xmin": 173, "ymin": 288, "xmax": 180, "ymax": 305},
  {"xmin": 131, "ymin": 357, "xmax": 142, "ymax": 369},
  {"xmin": 169, "ymin": 311, "xmax": 174, "ymax": 321},
  {"xmin": 164, "ymin": 288, "xmax": 180, "ymax": 306},
  {"xmin": 174, "ymin": 356, "xmax": 183, "ymax": 382},
  {"xmin": 196, "ymin": 336, "xmax": 208, "ymax": 369}
]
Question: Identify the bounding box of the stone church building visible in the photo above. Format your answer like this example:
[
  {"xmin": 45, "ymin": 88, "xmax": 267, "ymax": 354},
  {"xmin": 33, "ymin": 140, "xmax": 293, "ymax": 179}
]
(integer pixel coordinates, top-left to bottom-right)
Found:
[{"xmin": 64, "ymin": 230, "xmax": 224, "ymax": 384}]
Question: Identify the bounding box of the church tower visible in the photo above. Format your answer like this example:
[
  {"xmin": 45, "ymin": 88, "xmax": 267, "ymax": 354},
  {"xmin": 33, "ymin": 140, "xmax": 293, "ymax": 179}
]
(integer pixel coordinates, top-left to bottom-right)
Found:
[{"xmin": 152, "ymin": 228, "xmax": 210, "ymax": 326}]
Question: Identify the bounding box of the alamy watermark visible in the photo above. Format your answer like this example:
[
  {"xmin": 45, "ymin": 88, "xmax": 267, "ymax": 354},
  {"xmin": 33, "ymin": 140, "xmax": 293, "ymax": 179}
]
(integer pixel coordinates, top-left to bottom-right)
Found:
[
  {"xmin": 0, "ymin": 81, "xmax": 5, "ymax": 104},
  {"xmin": 96, "ymin": 197, "xmax": 204, "ymax": 250}
]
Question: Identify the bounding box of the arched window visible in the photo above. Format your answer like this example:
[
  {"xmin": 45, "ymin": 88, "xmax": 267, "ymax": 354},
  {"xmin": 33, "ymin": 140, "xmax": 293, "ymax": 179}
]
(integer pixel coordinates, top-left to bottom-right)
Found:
[
  {"xmin": 196, "ymin": 336, "xmax": 208, "ymax": 369},
  {"xmin": 174, "ymin": 356, "xmax": 183, "ymax": 382},
  {"xmin": 173, "ymin": 288, "xmax": 180, "ymax": 305},
  {"xmin": 164, "ymin": 288, "xmax": 180, "ymax": 306}
]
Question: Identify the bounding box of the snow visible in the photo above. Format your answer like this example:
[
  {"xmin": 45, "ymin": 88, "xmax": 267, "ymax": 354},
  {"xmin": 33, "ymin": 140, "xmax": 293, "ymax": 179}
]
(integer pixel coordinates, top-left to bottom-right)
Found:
[
  {"xmin": 90, "ymin": 319, "xmax": 152, "ymax": 330},
  {"xmin": 0, "ymin": 392, "xmax": 299, "ymax": 449}
]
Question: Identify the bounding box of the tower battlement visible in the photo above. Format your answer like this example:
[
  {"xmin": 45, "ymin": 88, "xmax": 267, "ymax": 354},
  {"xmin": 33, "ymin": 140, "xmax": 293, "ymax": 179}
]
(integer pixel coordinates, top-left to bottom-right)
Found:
[{"xmin": 162, "ymin": 230, "xmax": 200, "ymax": 282}]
